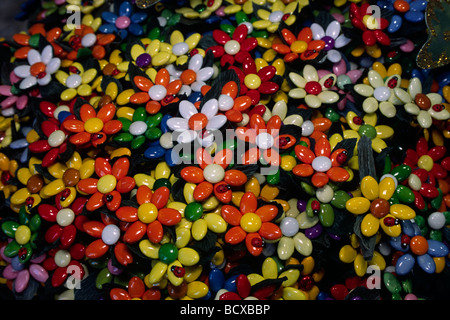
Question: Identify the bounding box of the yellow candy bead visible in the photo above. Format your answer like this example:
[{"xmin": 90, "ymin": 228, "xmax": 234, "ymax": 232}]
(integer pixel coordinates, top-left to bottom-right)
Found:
[
  {"xmin": 301, "ymin": 256, "xmax": 315, "ymax": 275},
  {"xmin": 245, "ymin": 176, "xmax": 261, "ymax": 197},
  {"xmin": 272, "ymin": 58, "xmax": 285, "ymax": 76},
  {"xmin": 105, "ymin": 82, "xmax": 118, "ymax": 100},
  {"xmin": 244, "ymin": 74, "xmax": 262, "ymax": 90},
  {"xmin": 262, "ymin": 257, "xmax": 278, "ymax": 279},
  {"xmin": 147, "ymin": 261, "xmax": 167, "ymax": 284},
  {"xmin": 262, "ymin": 48, "xmax": 277, "ymax": 62},
  {"xmin": 279, "ymin": 269, "xmax": 300, "ymax": 287},
  {"xmin": 339, "ymin": 245, "xmax": 357, "ymax": 263},
  {"xmin": 138, "ymin": 203, "xmax": 158, "ymax": 223},
  {"xmin": 240, "ymin": 213, "xmax": 261, "ymax": 233},
  {"xmin": 183, "ymin": 183, "xmax": 196, "ymax": 204},
  {"xmin": 191, "ymin": 219, "xmax": 207, "ymax": 241},
  {"xmin": 204, "ymin": 213, "xmax": 227, "ymax": 233},
  {"xmin": 290, "ymin": 40, "xmax": 307, "ymax": 53},
  {"xmin": 116, "ymin": 106, "xmax": 135, "ymax": 120},
  {"xmin": 97, "ymin": 174, "xmax": 117, "ymax": 194},
  {"xmin": 175, "ymin": 227, "xmax": 191, "ymax": 249},
  {"xmin": 186, "ymin": 281, "xmax": 209, "ymax": 299},
  {"xmin": 280, "ymin": 155, "xmax": 296, "ymax": 171},
  {"xmin": 247, "ymin": 273, "xmax": 264, "ymax": 286},
  {"xmin": 184, "ymin": 265, "xmax": 203, "ymax": 283},
  {"xmin": 417, "ymin": 155, "xmax": 434, "ymax": 171},
  {"xmin": 282, "ymin": 287, "xmax": 307, "ymax": 300},
  {"xmin": 354, "ymin": 254, "xmax": 367, "ymax": 277},
  {"xmin": 369, "ymin": 251, "xmax": 386, "ymax": 271},
  {"xmin": 360, "ymin": 176, "xmax": 379, "ymax": 200},
  {"xmin": 378, "ymin": 177, "xmax": 396, "ymax": 200},
  {"xmin": 79, "ymin": 159, "xmax": 95, "ymax": 179},
  {"xmin": 361, "ymin": 213, "xmax": 380, "ymax": 237},
  {"xmin": 116, "ymin": 89, "xmax": 135, "ymax": 106},
  {"xmin": 84, "ymin": 117, "xmax": 103, "ymax": 134},
  {"xmin": 139, "ymin": 239, "xmax": 160, "ymax": 259},
  {"xmin": 390, "ymin": 204, "xmax": 416, "ymax": 220},
  {"xmin": 434, "ymin": 257, "xmax": 446, "ymax": 274},
  {"xmin": 178, "ymin": 248, "xmax": 200, "ymax": 267},
  {"xmin": 345, "ymin": 197, "xmax": 371, "ymax": 215},
  {"xmin": 15, "ymin": 225, "xmax": 31, "ymax": 245},
  {"xmin": 152, "ymin": 52, "xmax": 171, "ymax": 67},
  {"xmin": 42, "ymin": 179, "xmax": 65, "ymax": 197}
]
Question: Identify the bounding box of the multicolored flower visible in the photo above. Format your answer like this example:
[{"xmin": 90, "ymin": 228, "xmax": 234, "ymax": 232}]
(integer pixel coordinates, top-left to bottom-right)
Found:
[{"xmin": 99, "ymin": 1, "xmax": 148, "ymax": 39}]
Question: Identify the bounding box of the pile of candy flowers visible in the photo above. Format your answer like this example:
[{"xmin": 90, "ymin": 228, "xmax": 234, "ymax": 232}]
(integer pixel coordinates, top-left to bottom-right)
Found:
[{"xmin": 0, "ymin": 0, "xmax": 448, "ymax": 301}]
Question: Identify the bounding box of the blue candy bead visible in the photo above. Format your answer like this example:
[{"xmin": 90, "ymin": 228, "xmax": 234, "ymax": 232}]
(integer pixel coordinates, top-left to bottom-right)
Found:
[
  {"xmin": 395, "ymin": 253, "xmax": 415, "ymax": 276},
  {"xmin": 224, "ymin": 274, "xmax": 238, "ymax": 292},
  {"xmin": 144, "ymin": 145, "xmax": 165, "ymax": 159},
  {"xmin": 388, "ymin": 15, "xmax": 402, "ymax": 33},
  {"xmin": 208, "ymin": 268, "xmax": 225, "ymax": 292},
  {"xmin": 404, "ymin": 10, "xmax": 424, "ymax": 23},
  {"xmin": 427, "ymin": 240, "xmax": 449, "ymax": 257},
  {"xmin": 119, "ymin": 1, "xmax": 132, "ymax": 17},
  {"xmin": 417, "ymin": 254, "xmax": 435, "ymax": 274},
  {"xmin": 101, "ymin": 12, "xmax": 118, "ymax": 24}
]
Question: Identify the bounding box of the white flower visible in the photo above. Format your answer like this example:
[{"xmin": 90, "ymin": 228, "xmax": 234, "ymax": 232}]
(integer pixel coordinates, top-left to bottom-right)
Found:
[
  {"xmin": 13, "ymin": 45, "xmax": 61, "ymax": 90},
  {"xmin": 166, "ymin": 99, "xmax": 227, "ymax": 147},
  {"xmin": 310, "ymin": 20, "xmax": 351, "ymax": 63},
  {"xmin": 288, "ymin": 64, "xmax": 339, "ymax": 108}
]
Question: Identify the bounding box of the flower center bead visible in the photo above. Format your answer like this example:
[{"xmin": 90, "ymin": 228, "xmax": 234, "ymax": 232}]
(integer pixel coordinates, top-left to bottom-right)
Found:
[
  {"xmin": 240, "ymin": 213, "xmax": 262, "ymax": 233},
  {"xmin": 417, "ymin": 155, "xmax": 434, "ymax": 171},
  {"xmin": 30, "ymin": 62, "xmax": 46, "ymax": 77},
  {"xmin": 115, "ymin": 16, "xmax": 131, "ymax": 29},
  {"xmin": 370, "ymin": 198, "xmax": 390, "ymax": 219},
  {"xmin": 224, "ymin": 40, "xmax": 241, "ymax": 55},
  {"xmin": 358, "ymin": 124, "xmax": 377, "ymax": 140},
  {"xmin": 305, "ymin": 81, "xmax": 322, "ymax": 95},
  {"xmin": 244, "ymin": 74, "xmax": 261, "ymax": 90},
  {"xmin": 97, "ymin": 174, "xmax": 117, "ymax": 194},
  {"xmin": 84, "ymin": 117, "xmax": 104, "ymax": 133},
  {"xmin": 102, "ymin": 224, "xmax": 120, "ymax": 245},
  {"xmin": 188, "ymin": 113, "xmax": 208, "ymax": 130},
  {"xmin": 312, "ymin": 156, "xmax": 332, "ymax": 172},
  {"xmin": 256, "ymin": 132, "xmax": 274, "ymax": 150},
  {"xmin": 136, "ymin": 53, "xmax": 152, "ymax": 68}
]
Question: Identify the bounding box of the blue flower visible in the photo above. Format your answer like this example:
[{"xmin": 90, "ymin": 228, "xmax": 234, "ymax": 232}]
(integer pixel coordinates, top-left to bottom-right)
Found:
[{"xmin": 99, "ymin": 1, "xmax": 148, "ymax": 39}]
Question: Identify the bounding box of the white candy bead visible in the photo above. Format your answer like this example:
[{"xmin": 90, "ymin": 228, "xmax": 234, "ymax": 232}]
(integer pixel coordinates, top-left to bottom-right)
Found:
[
  {"xmin": 48, "ymin": 130, "xmax": 66, "ymax": 148},
  {"xmin": 224, "ymin": 40, "xmax": 240, "ymax": 55},
  {"xmin": 56, "ymin": 208, "xmax": 75, "ymax": 227},
  {"xmin": 66, "ymin": 74, "xmax": 82, "ymax": 89},
  {"xmin": 203, "ymin": 164, "xmax": 225, "ymax": 183},
  {"xmin": 54, "ymin": 250, "xmax": 71, "ymax": 268},
  {"xmin": 256, "ymin": 132, "xmax": 274, "ymax": 150},
  {"xmin": 427, "ymin": 212, "xmax": 446, "ymax": 230},
  {"xmin": 311, "ymin": 156, "xmax": 332, "ymax": 172},
  {"xmin": 148, "ymin": 85, "xmax": 167, "ymax": 101},
  {"xmin": 172, "ymin": 42, "xmax": 189, "ymax": 56},
  {"xmin": 280, "ymin": 217, "xmax": 299, "ymax": 237},
  {"xmin": 129, "ymin": 121, "xmax": 148, "ymax": 136},
  {"xmin": 102, "ymin": 224, "xmax": 121, "ymax": 245}
]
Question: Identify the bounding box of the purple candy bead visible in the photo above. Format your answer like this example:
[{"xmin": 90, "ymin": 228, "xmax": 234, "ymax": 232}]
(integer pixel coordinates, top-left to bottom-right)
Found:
[
  {"xmin": 297, "ymin": 199, "xmax": 307, "ymax": 212},
  {"xmin": 108, "ymin": 259, "xmax": 123, "ymax": 275},
  {"xmin": 305, "ymin": 223, "xmax": 323, "ymax": 239},
  {"xmin": 136, "ymin": 53, "xmax": 152, "ymax": 68},
  {"xmin": 322, "ymin": 36, "xmax": 335, "ymax": 51}
]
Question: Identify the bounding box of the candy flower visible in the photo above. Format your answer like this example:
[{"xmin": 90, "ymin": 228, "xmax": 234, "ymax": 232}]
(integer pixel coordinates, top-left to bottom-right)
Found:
[
  {"xmin": 393, "ymin": 77, "xmax": 450, "ymax": 128},
  {"xmin": 390, "ymin": 221, "xmax": 449, "ymax": 276},
  {"xmin": 344, "ymin": 111, "xmax": 394, "ymax": 153},
  {"xmin": 1, "ymin": 248, "xmax": 48, "ymax": 294},
  {"xmin": 166, "ymin": 99, "xmax": 227, "ymax": 147},
  {"xmin": 292, "ymin": 136, "xmax": 351, "ymax": 188},
  {"xmin": 309, "ymin": 20, "xmax": 352, "ymax": 64},
  {"xmin": 252, "ymin": 0, "xmax": 299, "ymax": 33},
  {"xmin": 223, "ymin": 191, "xmax": 282, "ymax": 256},
  {"xmin": 76, "ymin": 156, "xmax": 135, "ymax": 212},
  {"xmin": 349, "ymin": 3, "xmax": 391, "ymax": 47},
  {"xmin": 110, "ymin": 276, "xmax": 161, "ymax": 300},
  {"xmin": 346, "ymin": 175, "xmax": 417, "ymax": 237},
  {"xmin": 207, "ymin": 24, "xmax": 258, "ymax": 68},
  {"xmin": 13, "ymin": 45, "xmax": 61, "ymax": 90},
  {"xmin": 62, "ymin": 102, "xmax": 123, "ymax": 148},
  {"xmin": 288, "ymin": 64, "xmax": 339, "ymax": 108},
  {"xmin": 66, "ymin": 0, "xmax": 105, "ymax": 14},
  {"xmin": 99, "ymin": 1, "xmax": 148, "ymax": 39}
]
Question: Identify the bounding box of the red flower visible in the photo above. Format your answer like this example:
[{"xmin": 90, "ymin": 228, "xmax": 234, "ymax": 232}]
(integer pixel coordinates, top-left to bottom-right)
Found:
[{"xmin": 349, "ymin": 3, "xmax": 391, "ymax": 47}]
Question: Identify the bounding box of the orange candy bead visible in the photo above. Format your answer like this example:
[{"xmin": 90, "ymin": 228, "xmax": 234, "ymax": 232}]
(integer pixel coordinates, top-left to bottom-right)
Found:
[
  {"xmin": 188, "ymin": 113, "xmax": 208, "ymax": 130},
  {"xmin": 221, "ymin": 205, "xmax": 243, "ymax": 226},
  {"xmin": 410, "ymin": 235, "xmax": 428, "ymax": 255},
  {"xmin": 116, "ymin": 206, "xmax": 138, "ymax": 222},
  {"xmin": 180, "ymin": 166, "xmax": 204, "ymax": 184},
  {"xmin": 194, "ymin": 181, "xmax": 213, "ymax": 202},
  {"xmin": 151, "ymin": 186, "xmax": 170, "ymax": 209},
  {"xmin": 295, "ymin": 145, "xmax": 315, "ymax": 164},
  {"xmin": 225, "ymin": 226, "xmax": 247, "ymax": 244},
  {"xmin": 136, "ymin": 185, "xmax": 153, "ymax": 205},
  {"xmin": 85, "ymin": 239, "xmax": 109, "ymax": 259},
  {"xmin": 214, "ymin": 181, "xmax": 232, "ymax": 203},
  {"xmin": 327, "ymin": 167, "xmax": 350, "ymax": 182},
  {"xmin": 292, "ymin": 164, "xmax": 314, "ymax": 177},
  {"xmin": 180, "ymin": 69, "xmax": 197, "ymax": 85},
  {"xmin": 255, "ymin": 205, "xmax": 278, "ymax": 222},
  {"xmin": 222, "ymin": 81, "xmax": 239, "ymax": 98},
  {"xmin": 110, "ymin": 288, "xmax": 131, "ymax": 300},
  {"xmin": 224, "ymin": 170, "xmax": 248, "ymax": 186},
  {"xmin": 259, "ymin": 222, "xmax": 282, "ymax": 240},
  {"xmin": 157, "ymin": 208, "xmax": 182, "ymax": 226},
  {"xmin": 240, "ymin": 192, "xmax": 258, "ymax": 214},
  {"xmin": 114, "ymin": 242, "xmax": 134, "ymax": 266},
  {"xmin": 128, "ymin": 276, "xmax": 145, "ymax": 299},
  {"xmin": 311, "ymin": 172, "xmax": 329, "ymax": 188},
  {"xmin": 394, "ymin": 0, "xmax": 410, "ymax": 12},
  {"xmin": 123, "ymin": 221, "xmax": 147, "ymax": 243},
  {"xmin": 83, "ymin": 221, "xmax": 104, "ymax": 238},
  {"xmin": 147, "ymin": 220, "xmax": 164, "ymax": 243}
]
